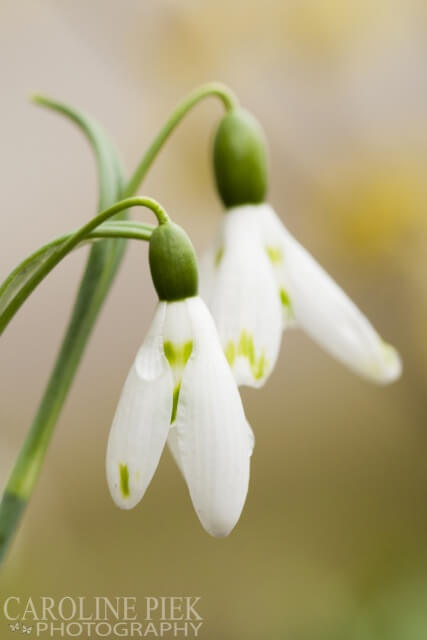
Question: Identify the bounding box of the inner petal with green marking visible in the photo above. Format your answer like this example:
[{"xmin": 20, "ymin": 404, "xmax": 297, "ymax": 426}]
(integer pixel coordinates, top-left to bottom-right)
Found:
[
  {"xmin": 163, "ymin": 340, "xmax": 193, "ymax": 423},
  {"xmin": 163, "ymin": 340, "xmax": 193, "ymax": 368},
  {"xmin": 225, "ymin": 330, "xmax": 268, "ymax": 381}
]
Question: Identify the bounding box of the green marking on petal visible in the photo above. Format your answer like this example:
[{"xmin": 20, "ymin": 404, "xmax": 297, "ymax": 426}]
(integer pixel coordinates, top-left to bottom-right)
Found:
[
  {"xmin": 182, "ymin": 340, "xmax": 193, "ymax": 363},
  {"xmin": 279, "ymin": 287, "xmax": 291, "ymax": 307},
  {"xmin": 164, "ymin": 341, "xmax": 193, "ymax": 422},
  {"xmin": 119, "ymin": 464, "xmax": 130, "ymax": 499},
  {"xmin": 214, "ymin": 246, "xmax": 224, "ymax": 267},
  {"xmin": 163, "ymin": 341, "xmax": 175, "ymax": 365},
  {"xmin": 225, "ymin": 340, "xmax": 236, "ymax": 366},
  {"xmin": 238, "ymin": 330, "xmax": 255, "ymax": 367},
  {"xmin": 163, "ymin": 340, "xmax": 193, "ymax": 367},
  {"xmin": 171, "ymin": 383, "xmax": 181, "ymax": 424},
  {"xmin": 253, "ymin": 349, "xmax": 267, "ymax": 380},
  {"xmin": 235, "ymin": 330, "xmax": 269, "ymax": 381},
  {"xmin": 266, "ymin": 246, "xmax": 283, "ymax": 265}
]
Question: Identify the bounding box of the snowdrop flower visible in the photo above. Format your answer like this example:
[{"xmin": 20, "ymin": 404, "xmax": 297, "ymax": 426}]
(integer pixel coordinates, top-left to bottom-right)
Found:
[
  {"xmin": 201, "ymin": 108, "xmax": 402, "ymax": 387},
  {"xmin": 106, "ymin": 221, "xmax": 253, "ymax": 537}
]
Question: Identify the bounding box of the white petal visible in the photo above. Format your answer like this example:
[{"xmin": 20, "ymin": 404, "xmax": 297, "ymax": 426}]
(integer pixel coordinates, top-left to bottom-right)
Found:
[
  {"xmin": 198, "ymin": 227, "xmax": 223, "ymax": 306},
  {"xmin": 200, "ymin": 206, "xmax": 282, "ymax": 388},
  {"xmin": 279, "ymin": 224, "xmax": 402, "ymax": 384},
  {"xmin": 174, "ymin": 296, "xmax": 252, "ymax": 537},
  {"xmin": 257, "ymin": 203, "xmax": 297, "ymax": 328},
  {"xmin": 135, "ymin": 302, "xmax": 168, "ymax": 381},
  {"xmin": 167, "ymin": 426, "xmax": 184, "ymax": 476},
  {"xmin": 106, "ymin": 306, "xmax": 174, "ymax": 509},
  {"xmin": 163, "ymin": 299, "xmax": 193, "ymax": 346},
  {"xmin": 169, "ymin": 411, "xmax": 255, "ymax": 476}
]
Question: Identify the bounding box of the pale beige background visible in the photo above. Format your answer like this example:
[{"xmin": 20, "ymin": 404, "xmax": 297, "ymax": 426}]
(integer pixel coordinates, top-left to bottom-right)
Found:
[{"xmin": 1, "ymin": 1, "xmax": 427, "ymax": 638}]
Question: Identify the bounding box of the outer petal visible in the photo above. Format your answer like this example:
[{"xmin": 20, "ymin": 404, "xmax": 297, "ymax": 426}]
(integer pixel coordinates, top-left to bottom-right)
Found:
[
  {"xmin": 199, "ymin": 206, "xmax": 282, "ymax": 388},
  {"xmin": 198, "ymin": 226, "xmax": 223, "ymax": 307},
  {"xmin": 106, "ymin": 303, "xmax": 174, "ymax": 509},
  {"xmin": 167, "ymin": 426, "xmax": 184, "ymax": 476},
  {"xmin": 168, "ymin": 409, "xmax": 255, "ymax": 476},
  {"xmin": 173, "ymin": 296, "xmax": 253, "ymax": 537},
  {"xmin": 256, "ymin": 203, "xmax": 297, "ymax": 328},
  {"xmin": 278, "ymin": 223, "xmax": 402, "ymax": 384}
]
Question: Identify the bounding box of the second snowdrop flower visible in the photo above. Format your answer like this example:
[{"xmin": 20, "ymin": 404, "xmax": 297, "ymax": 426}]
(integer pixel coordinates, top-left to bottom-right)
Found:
[
  {"xmin": 106, "ymin": 219, "xmax": 253, "ymax": 538},
  {"xmin": 201, "ymin": 108, "xmax": 402, "ymax": 387}
]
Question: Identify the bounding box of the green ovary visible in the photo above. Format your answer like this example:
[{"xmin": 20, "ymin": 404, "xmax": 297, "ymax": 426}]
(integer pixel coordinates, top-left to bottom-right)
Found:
[
  {"xmin": 225, "ymin": 330, "xmax": 268, "ymax": 381},
  {"xmin": 119, "ymin": 464, "xmax": 130, "ymax": 499},
  {"xmin": 266, "ymin": 246, "xmax": 283, "ymax": 265}
]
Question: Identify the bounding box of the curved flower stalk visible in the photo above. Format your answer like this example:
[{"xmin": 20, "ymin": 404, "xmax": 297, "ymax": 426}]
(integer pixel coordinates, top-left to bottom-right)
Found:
[
  {"xmin": 107, "ymin": 222, "xmax": 253, "ymax": 537},
  {"xmin": 200, "ymin": 109, "xmax": 402, "ymax": 387}
]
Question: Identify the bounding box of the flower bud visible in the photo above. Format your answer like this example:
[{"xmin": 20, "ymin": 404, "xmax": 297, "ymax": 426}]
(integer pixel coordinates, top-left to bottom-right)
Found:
[
  {"xmin": 213, "ymin": 108, "xmax": 268, "ymax": 208},
  {"xmin": 149, "ymin": 222, "xmax": 198, "ymax": 301}
]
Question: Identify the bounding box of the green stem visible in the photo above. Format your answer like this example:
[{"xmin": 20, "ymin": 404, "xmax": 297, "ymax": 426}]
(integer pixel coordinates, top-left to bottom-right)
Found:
[
  {"xmin": 124, "ymin": 82, "xmax": 238, "ymax": 197},
  {"xmin": 35, "ymin": 220, "xmax": 155, "ymax": 246},
  {"xmin": 0, "ymin": 221, "xmax": 154, "ymax": 302},
  {"xmin": 5, "ymin": 201, "xmax": 158, "ymax": 497},
  {"xmin": 0, "ymin": 199, "xmax": 165, "ymax": 335},
  {"xmin": 86, "ymin": 221, "xmax": 154, "ymax": 241},
  {"xmin": 0, "ymin": 96, "xmax": 127, "ymax": 566}
]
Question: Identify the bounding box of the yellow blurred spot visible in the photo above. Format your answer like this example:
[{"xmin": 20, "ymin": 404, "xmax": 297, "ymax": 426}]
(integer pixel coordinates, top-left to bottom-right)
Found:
[
  {"xmin": 281, "ymin": 0, "xmax": 392, "ymax": 57},
  {"xmin": 320, "ymin": 154, "xmax": 427, "ymax": 257}
]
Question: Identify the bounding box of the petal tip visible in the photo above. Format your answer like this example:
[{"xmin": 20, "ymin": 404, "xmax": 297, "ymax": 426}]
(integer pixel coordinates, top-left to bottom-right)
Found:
[
  {"xmin": 365, "ymin": 342, "xmax": 402, "ymax": 385},
  {"xmin": 201, "ymin": 514, "xmax": 238, "ymax": 539},
  {"xmin": 107, "ymin": 482, "xmax": 142, "ymax": 510},
  {"xmin": 377, "ymin": 343, "xmax": 402, "ymax": 385},
  {"xmin": 135, "ymin": 336, "xmax": 167, "ymax": 381},
  {"xmin": 113, "ymin": 497, "xmax": 139, "ymax": 511}
]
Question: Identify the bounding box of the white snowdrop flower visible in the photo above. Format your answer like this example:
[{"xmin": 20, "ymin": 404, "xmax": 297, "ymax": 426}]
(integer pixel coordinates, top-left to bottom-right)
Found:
[
  {"xmin": 201, "ymin": 108, "xmax": 402, "ymax": 387},
  {"xmin": 106, "ymin": 221, "xmax": 253, "ymax": 538}
]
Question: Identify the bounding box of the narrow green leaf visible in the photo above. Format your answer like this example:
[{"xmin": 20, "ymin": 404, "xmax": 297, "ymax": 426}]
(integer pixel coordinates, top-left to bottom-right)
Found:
[{"xmin": 32, "ymin": 95, "xmax": 119, "ymax": 211}]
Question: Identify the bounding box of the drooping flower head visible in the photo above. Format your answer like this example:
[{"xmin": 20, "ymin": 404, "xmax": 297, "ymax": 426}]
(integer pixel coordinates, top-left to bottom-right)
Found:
[
  {"xmin": 106, "ymin": 219, "xmax": 253, "ymax": 537},
  {"xmin": 200, "ymin": 108, "xmax": 402, "ymax": 387}
]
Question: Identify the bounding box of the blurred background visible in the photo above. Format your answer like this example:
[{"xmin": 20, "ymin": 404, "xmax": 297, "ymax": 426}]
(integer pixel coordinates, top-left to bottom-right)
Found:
[{"xmin": 1, "ymin": 0, "xmax": 427, "ymax": 638}]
